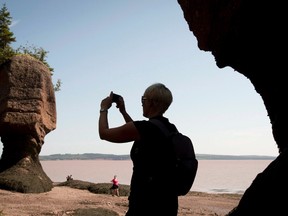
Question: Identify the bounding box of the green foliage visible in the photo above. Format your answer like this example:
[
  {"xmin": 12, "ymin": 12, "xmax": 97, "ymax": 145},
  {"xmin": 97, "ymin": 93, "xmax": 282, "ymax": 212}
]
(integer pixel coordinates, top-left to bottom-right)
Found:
[
  {"xmin": 16, "ymin": 44, "xmax": 54, "ymax": 73},
  {"xmin": 0, "ymin": 4, "xmax": 16, "ymax": 49},
  {"xmin": 0, "ymin": 3, "xmax": 61, "ymax": 91},
  {"xmin": 0, "ymin": 3, "xmax": 16, "ymax": 65},
  {"xmin": 53, "ymin": 79, "xmax": 62, "ymax": 92},
  {"xmin": 0, "ymin": 46, "xmax": 15, "ymax": 65}
]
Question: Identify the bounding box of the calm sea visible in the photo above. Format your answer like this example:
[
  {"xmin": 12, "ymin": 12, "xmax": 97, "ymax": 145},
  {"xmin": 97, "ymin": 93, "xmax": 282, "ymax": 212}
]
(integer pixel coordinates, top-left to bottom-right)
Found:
[{"xmin": 41, "ymin": 160, "xmax": 272, "ymax": 194}]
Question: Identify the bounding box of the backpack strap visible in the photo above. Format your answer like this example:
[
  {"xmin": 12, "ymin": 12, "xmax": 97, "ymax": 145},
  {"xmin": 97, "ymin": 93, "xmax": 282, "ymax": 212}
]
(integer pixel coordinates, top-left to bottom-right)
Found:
[{"xmin": 149, "ymin": 119, "xmax": 173, "ymax": 137}]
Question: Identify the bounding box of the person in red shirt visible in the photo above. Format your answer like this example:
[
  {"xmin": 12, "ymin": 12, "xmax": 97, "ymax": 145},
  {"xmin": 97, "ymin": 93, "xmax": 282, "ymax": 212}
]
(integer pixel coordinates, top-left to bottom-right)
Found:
[{"xmin": 110, "ymin": 175, "xmax": 119, "ymax": 196}]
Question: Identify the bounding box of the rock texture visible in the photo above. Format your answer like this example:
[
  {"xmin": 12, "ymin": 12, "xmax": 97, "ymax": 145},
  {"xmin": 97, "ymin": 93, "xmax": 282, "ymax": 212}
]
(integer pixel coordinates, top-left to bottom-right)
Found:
[
  {"xmin": 0, "ymin": 55, "xmax": 56, "ymax": 193},
  {"xmin": 177, "ymin": 0, "xmax": 287, "ymax": 215}
]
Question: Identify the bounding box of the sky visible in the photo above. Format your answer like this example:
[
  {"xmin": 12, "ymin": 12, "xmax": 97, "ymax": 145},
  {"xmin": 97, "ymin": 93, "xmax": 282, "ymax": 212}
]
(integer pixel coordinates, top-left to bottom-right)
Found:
[{"xmin": 0, "ymin": 0, "xmax": 278, "ymax": 157}]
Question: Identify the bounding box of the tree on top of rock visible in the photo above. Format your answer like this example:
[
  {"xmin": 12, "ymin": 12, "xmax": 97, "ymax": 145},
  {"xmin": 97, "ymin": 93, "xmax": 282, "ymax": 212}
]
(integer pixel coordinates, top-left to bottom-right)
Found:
[
  {"xmin": 0, "ymin": 3, "xmax": 16, "ymax": 64},
  {"xmin": 0, "ymin": 3, "xmax": 61, "ymax": 91}
]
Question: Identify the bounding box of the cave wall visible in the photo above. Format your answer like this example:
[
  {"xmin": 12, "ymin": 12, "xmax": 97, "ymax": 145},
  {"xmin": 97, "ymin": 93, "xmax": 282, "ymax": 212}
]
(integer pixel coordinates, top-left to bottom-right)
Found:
[
  {"xmin": 177, "ymin": 0, "xmax": 288, "ymax": 153},
  {"xmin": 177, "ymin": 0, "xmax": 288, "ymax": 214}
]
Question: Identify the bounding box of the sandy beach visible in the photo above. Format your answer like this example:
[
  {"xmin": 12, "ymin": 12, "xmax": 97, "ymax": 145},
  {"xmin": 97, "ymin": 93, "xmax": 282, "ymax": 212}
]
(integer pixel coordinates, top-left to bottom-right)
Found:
[{"xmin": 0, "ymin": 185, "xmax": 241, "ymax": 216}]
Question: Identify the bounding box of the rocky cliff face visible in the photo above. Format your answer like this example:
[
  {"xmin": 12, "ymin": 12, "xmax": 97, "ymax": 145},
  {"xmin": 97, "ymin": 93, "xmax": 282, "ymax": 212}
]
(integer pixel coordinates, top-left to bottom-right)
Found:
[
  {"xmin": 0, "ymin": 55, "xmax": 56, "ymax": 193},
  {"xmin": 177, "ymin": 0, "xmax": 287, "ymax": 215}
]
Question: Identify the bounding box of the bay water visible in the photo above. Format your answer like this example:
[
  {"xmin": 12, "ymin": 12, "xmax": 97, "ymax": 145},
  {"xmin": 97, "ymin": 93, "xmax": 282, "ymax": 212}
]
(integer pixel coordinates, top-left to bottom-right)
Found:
[{"xmin": 41, "ymin": 159, "xmax": 272, "ymax": 194}]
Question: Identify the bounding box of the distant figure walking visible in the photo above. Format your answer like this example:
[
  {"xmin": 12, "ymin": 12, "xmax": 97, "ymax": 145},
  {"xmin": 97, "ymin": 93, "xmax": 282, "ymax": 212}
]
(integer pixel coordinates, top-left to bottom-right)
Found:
[
  {"xmin": 66, "ymin": 175, "xmax": 73, "ymax": 181},
  {"xmin": 110, "ymin": 175, "xmax": 120, "ymax": 196}
]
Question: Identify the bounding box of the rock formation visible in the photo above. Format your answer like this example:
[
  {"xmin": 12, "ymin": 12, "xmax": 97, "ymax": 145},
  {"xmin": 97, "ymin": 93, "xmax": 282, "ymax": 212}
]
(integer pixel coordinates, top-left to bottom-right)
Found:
[
  {"xmin": 0, "ymin": 55, "xmax": 56, "ymax": 193},
  {"xmin": 177, "ymin": 0, "xmax": 287, "ymax": 215}
]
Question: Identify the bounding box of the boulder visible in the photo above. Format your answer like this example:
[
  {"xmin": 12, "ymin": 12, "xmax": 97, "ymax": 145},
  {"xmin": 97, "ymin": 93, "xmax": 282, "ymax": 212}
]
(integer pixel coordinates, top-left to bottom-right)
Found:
[{"xmin": 0, "ymin": 55, "xmax": 56, "ymax": 193}]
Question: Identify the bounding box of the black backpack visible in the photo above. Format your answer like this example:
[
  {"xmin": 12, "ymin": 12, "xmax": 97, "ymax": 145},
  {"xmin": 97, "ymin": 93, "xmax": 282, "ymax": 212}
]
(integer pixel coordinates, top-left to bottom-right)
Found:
[{"xmin": 150, "ymin": 119, "xmax": 198, "ymax": 196}]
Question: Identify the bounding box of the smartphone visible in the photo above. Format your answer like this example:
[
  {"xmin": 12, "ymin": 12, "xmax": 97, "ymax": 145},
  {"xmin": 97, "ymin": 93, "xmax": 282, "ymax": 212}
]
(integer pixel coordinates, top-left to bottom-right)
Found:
[{"xmin": 112, "ymin": 93, "xmax": 121, "ymax": 103}]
